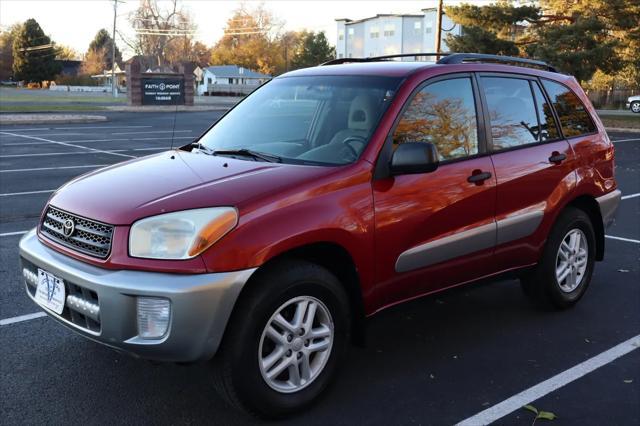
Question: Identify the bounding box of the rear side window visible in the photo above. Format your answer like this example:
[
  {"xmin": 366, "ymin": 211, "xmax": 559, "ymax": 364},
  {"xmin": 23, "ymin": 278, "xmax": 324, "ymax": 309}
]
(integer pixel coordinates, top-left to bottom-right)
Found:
[
  {"xmin": 531, "ymin": 81, "xmax": 560, "ymax": 141},
  {"xmin": 481, "ymin": 76, "xmax": 539, "ymax": 149},
  {"xmin": 392, "ymin": 78, "xmax": 479, "ymax": 161},
  {"xmin": 542, "ymin": 79, "xmax": 596, "ymax": 137}
]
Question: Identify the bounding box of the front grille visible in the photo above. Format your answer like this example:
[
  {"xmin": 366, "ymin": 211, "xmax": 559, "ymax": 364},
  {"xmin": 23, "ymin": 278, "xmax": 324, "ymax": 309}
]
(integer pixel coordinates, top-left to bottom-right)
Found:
[
  {"xmin": 22, "ymin": 259, "xmax": 101, "ymax": 333},
  {"xmin": 40, "ymin": 206, "xmax": 114, "ymax": 259}
]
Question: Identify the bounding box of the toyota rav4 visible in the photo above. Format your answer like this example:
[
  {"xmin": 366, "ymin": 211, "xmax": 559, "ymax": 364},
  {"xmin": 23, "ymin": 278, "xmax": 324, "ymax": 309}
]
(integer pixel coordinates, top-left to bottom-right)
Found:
[{"xmin": 19, "ymin": 53, "xmax": 620, "ymax": 417}]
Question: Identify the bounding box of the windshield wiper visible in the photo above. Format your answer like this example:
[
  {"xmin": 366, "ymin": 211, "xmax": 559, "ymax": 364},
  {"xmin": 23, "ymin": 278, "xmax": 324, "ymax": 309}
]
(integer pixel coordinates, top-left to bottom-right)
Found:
[
  {"xmin": 190, "ymin": 142, "xmax": 216, "ymax": 155},
  {"xmin": 213, "ymin": 149, "xmax": 282, "ymax": 163}
]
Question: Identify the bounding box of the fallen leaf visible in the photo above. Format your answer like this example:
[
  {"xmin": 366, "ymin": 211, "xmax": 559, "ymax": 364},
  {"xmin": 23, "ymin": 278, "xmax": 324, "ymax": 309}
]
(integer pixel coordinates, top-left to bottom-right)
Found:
[
  {"xmin": 523, "ymin": 405, "xmax": 538, "ymax": 415},
  {"xmin": 624, "ymin": 379, "xmax": 633, "ymax": 384},
  {"xmin": 537, "ymin": 410, "xmax": 557, "ymax": 421},
  {"xmin": 617, "ymin": 269, "xmax": 630, "ymax": 273}
]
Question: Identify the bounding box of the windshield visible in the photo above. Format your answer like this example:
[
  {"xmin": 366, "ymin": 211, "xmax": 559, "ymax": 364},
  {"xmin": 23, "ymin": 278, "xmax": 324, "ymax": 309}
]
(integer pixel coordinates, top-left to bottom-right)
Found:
[{"xmin": 196, "ymin": 75, "xmax": 402, "ymax": 165}]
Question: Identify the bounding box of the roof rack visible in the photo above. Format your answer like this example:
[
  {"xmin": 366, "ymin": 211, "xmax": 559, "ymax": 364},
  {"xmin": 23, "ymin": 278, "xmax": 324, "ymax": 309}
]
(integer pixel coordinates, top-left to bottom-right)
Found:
[
  {"xmin": 436, "ymin": 53, "xmax": 557, "ymax": 72},
  {"xmin": 321, "ymin": 52, "xmax": 448, "ymax": 66},
  {"xmin": 321, "ymin": 52, "xmax": 557, "ymax": 73}
]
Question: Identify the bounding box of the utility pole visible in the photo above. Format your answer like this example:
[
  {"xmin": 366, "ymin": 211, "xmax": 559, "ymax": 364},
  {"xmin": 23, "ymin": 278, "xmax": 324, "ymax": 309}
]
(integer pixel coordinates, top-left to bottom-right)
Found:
[
  {"xmin": 435, "ymin": 0, "xmax": 443, "ymax": 59},
  {"xmin": 111, "ymin": 0, "xmax": 118, "ymax": 97}
]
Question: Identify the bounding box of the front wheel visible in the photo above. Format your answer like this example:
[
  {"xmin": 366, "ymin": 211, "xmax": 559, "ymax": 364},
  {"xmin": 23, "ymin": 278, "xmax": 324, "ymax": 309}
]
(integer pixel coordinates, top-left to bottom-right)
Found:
[
  {"xmin": 521, "ymin": 207, "xmax": 596, "ymax": 309},
  {"xmin": 631, "ymin": 101, "xmax": 640, "ymax": 113},
  {"xmin": 211, "ymin": 260, "xmax": 350, "ymax": 418}
]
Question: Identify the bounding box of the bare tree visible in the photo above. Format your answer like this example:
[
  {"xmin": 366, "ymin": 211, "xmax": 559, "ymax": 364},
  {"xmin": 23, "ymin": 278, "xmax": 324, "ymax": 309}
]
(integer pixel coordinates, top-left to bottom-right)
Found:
[{"xmin": 126, "ymin": 0, "xmax": 196, "ymax": 68}]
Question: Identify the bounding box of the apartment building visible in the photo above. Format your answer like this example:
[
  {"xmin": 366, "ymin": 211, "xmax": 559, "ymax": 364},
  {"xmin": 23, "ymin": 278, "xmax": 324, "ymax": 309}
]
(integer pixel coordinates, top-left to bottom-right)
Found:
[{"xmin": 335, "ymin": 8, "xmax": 461, "ymax": 59}]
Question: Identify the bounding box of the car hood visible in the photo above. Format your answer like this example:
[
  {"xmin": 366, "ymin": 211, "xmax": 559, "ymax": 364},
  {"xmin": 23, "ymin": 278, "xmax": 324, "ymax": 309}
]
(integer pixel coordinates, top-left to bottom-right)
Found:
[{"xmin": 48, "ymin": 150, "xmax": 331, "ymax": 225}]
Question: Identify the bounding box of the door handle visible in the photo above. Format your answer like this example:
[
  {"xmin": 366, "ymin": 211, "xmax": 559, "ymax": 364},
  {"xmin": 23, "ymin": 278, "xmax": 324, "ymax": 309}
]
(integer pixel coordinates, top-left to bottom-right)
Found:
[
  {"xmin": 548, "ymin": 152, "xmax": 567, "ymax": 164},
  {"xmin": 467, "ymin": 170, "xmax": 492, "ymax": 184}
]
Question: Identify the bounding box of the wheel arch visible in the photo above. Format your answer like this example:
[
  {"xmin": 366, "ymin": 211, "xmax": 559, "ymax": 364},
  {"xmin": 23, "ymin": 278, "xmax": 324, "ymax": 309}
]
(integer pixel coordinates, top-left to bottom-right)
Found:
[
  {"xmin": 565, "ymin": 195, "xmax": 605, "ymax": 261},
  {"xmin": 235, "ymin": 241, "xmax": 367, "ymax": 346}
]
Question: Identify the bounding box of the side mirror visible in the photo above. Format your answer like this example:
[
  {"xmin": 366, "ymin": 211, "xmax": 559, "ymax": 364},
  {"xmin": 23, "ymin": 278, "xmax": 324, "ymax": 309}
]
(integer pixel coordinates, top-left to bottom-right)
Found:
[{"xmin": 390, "ymin": 142, "xmax": 439, "ymax": 175}]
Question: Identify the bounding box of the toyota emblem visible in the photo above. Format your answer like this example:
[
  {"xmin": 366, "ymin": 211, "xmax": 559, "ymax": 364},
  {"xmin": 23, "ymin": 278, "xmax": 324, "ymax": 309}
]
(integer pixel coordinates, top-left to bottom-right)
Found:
[{"xmin": 62, "ymin": 219, "xmax": 75, "ymax": 237}]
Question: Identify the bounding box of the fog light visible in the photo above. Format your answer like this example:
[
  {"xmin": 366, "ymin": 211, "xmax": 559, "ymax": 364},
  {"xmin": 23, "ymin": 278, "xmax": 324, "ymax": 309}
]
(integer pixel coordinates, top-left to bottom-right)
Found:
[
  {"xmin": 137, "ymin": 297, "xmax": 171, "ymax": 339},
  {"xmin": 22, "ymin": 268, "xmax": 38, "ymax": 286}
]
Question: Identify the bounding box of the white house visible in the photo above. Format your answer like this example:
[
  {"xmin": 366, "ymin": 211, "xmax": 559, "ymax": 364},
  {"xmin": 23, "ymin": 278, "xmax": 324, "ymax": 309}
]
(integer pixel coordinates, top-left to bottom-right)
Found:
[
  {"xmin": 197, "ymin": 65, "xmax": 272, "ymax": 95},
  {"xmin": 335, "ymin": 8, "xmax": 462, "ymax": 60}
]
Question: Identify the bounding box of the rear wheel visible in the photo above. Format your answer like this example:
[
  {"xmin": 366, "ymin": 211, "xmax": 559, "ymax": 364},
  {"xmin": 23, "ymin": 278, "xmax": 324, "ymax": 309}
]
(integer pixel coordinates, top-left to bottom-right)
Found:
[
  {"xmin": 631, "ymin": 101, "xmax": 640, "ymax": 113},
  {"xmin": 211, "ymin": 260, "xmax": 350, "ymax": 418},
  {"xmin": 521, "ymin": 207, "xmax": 596, "ymax": 309}
]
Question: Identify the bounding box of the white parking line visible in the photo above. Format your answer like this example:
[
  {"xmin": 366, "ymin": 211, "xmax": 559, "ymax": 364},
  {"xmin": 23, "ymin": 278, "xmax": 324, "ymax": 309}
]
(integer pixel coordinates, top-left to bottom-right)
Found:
[
  {"xmin": 0, "ymin": 189, "xmax": 55, "ymax": 197},
  {"xmin": 621, "ymin": 193, "xmax": 640, "ymax": 200},
  {"xmin": 0, "ymin": 164, "xmax": 109, "ymax": 173},
  {"xmin": 0, "ymin": 125, "xmax": 153, "ymax": 132},
  {"xmin": 0, "ymin": 312, "xmax": 47, "ymax": 326},
  {"xmin": 0, "ymin": 230, "xmax": 28, "ymax": 237},
  {"xmin": 111, "ymin": 130, "xmax": 192, "ymax": 135},
  {"xmin": 2, "ymin": 136, "xmax": 193, "ymax": 146},
  {"xmin": 611, "ymin": 138, "xmax": 640, "ymax": 143},
  {"xmin": 0, "ymin": 131, "xmax": 135, "ymax": 159},
  {"xmin": 457, "ymin": 334, "xmax": 640, "ymax": 426},
  {"xmin": 606, "ymin": 235, "xmax": 640, "ymax": 244},
  {"xmin": 2, "ymin": 146, "xmax": 169, "ymax": 158}
]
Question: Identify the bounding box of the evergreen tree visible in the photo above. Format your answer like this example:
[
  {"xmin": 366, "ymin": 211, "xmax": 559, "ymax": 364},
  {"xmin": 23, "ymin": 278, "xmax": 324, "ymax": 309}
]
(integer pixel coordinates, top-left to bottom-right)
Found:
[
  {"xmin": 12, "ymin": 18, "xmax": 62, "ymax": 84},
  {"xmin": 290, "ymin": 31, "xmax": 335, "ymax": 69},
  {"xmin": 87, "ymin": 29, "xmax": 122, "ymax": 70}
]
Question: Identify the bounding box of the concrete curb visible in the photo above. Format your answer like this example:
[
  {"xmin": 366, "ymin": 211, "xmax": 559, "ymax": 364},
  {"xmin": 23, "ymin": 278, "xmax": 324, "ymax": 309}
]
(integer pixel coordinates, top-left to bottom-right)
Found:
[
  {"xmin": 605, "ymin": 127, "xmax": 640, "ymax": 133},
  {"xmin": 0, "ymin": 114, "xmax": 108, "ymax": 125}
]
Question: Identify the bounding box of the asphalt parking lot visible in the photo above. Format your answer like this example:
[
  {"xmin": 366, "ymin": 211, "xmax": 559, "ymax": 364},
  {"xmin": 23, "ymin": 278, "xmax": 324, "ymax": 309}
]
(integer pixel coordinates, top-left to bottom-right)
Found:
[{"xmin": 0, "ymin": 114, "xmax": 638, "ymax": 425}]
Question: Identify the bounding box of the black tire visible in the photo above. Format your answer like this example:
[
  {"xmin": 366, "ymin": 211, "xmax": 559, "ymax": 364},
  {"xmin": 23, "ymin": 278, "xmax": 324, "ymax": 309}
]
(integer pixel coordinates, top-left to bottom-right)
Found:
[
  {"xmin": 211, "ymin": 259, "xmax": 350, "ymax": 418},
  {"xmin": 631, "ymin": 101, "xmax": 640, "ymax": 114},
  {"xmin": 521, "ymin": 207, "xmax": 596, "ymax": 309}
]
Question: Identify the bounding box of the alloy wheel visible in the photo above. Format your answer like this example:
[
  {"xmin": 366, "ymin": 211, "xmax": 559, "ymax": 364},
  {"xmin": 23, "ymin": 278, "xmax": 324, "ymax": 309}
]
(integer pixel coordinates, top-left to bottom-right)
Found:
[
  {"xmin": 258, "ymin": 296, "xmax": 334, "ymax": 393},
  {"xmin": 555, "ymin": 228, "xmax": 588, "ymax": 293}
]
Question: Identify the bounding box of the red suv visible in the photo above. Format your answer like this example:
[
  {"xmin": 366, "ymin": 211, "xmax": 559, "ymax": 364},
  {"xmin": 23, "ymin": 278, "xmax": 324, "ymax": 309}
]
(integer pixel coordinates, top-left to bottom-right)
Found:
[{"xmin": 20, "ymin": 53, "xmax": 620, "ymax": 417}]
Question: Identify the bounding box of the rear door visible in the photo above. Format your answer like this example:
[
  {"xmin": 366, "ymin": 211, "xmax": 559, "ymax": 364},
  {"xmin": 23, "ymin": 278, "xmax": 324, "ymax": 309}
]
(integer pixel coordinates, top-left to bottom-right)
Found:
[
  {"xmin": 478, "ymin": 74, "xmax": 576, "ymax": 270},
  {"xmin": 372, "ymin": 74, "xmax": 497, "ymax": 307}
]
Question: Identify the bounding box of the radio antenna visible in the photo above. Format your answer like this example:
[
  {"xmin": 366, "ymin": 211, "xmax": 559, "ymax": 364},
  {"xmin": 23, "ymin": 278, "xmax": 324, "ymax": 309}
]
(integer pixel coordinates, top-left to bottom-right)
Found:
[{"xmin": 170, "ymin": 102, "xmax": 178, "ymax": 150}]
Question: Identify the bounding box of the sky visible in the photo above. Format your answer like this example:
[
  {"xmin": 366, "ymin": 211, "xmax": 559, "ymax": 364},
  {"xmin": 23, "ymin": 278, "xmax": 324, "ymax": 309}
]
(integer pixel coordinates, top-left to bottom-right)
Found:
[{"xmin": 0, "ymin": 0, "xmax": 492, "ymax": 58}]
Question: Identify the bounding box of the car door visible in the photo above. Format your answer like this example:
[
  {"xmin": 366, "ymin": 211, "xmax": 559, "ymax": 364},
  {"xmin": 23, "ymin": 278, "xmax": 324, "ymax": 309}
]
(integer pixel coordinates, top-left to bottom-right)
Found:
[
  {"xmin": 372, "ymin": 74, "xmax": 497, "ymax": 307},
  {"xmin": 478, "ymin": 74, "xmax": 577, "ymax": 271}
]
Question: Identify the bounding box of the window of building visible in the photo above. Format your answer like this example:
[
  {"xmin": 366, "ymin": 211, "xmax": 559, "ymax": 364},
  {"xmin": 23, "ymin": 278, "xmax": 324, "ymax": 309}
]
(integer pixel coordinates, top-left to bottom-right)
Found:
[
  {"xmin": 338, "ymin": 53, "xmax": 344, "ymax": 59},
  {"xmin": 370, "ymin": 26, "xmax": 379, "ymax": 38},
  {"xmin": 207, "ymin": 77, "xmax": 212, "ymax": 84},
  {"xmin": 414, "ymin": 21, "xmax": 421, "ymax": 34},
  {"xmin": 481, "ymin": 77, "xmax": 540, "ymax": 149},
  {"xmin": 348, "ymin": 28, "xmax": 354, "ymax": 38},
  {"xmin": 392, "ymin": 78, "xmax": 479, "ymax": 161},
  {"xmin": 542, "ymin": 79, "xmax": 596, "ymax": 138},
  {"xmin": 338, "ymin": 30, "xmax": 344, "ymax": 41},
  {"xmin": 425, "ymin": 22, "xmax": 433, "ymax": 34},
  {"xmin": 383, "ymin": 24, "xmax": 395, "ymax": 37}
]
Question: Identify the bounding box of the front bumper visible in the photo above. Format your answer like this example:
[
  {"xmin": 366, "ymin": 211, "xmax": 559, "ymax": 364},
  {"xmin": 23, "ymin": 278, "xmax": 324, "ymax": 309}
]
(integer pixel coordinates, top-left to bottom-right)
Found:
[
  {"xmin": 19, "ymin": 229, "xmax": 255, "ymax": 362},
  {"xmin": 596, "ymin": 189, "xmax": 622, "ymax": 228}
]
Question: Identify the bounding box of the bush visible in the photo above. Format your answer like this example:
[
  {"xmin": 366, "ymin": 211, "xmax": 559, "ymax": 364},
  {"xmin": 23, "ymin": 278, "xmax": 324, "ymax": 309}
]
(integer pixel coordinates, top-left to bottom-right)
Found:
[{"xmin": 55, "ymin": 74, "xmax": 99, "ymax": 86}]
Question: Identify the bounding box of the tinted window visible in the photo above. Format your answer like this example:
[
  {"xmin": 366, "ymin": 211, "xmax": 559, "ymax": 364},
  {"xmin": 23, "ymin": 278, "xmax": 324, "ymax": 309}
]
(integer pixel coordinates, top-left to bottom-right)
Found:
[
  {"xmin": 542, "ymin": 79, "xmax": 596, "ymax": 137},
  {"xmin": 393, "ymin": 78, "xmax": 478, "ymax": 161},
  {"xmin": 481, "ymin": 77, "xmax": 539, "ymax": 149},
  {"xmin": 531, "ymin": 81, "xmax": 560, "ymax": 141}
]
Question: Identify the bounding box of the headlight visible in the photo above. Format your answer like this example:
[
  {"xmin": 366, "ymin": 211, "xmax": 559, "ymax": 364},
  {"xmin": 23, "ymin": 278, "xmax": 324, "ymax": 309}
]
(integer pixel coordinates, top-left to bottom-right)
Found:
[{"xmin": 129, "ymin": 207, "xmax": 238, "ymax": 259}]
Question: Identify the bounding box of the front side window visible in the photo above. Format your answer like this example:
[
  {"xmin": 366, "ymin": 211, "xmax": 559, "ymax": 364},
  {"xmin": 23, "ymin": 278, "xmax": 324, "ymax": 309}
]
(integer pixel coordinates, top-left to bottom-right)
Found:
[
  {"xmin": 542, "ymin": 79, "xmax": 596, "ymax": 138},
  {"xmin": 392, "ymin": 78, "xmax": 479, "ymax": 161},
  {"xmin": 481, "ymin": 76, "xmax": 539, "ymax": 149},
  {"xmin": 197, "ymin": 76, "xmax": 401, "ymax": 166}
]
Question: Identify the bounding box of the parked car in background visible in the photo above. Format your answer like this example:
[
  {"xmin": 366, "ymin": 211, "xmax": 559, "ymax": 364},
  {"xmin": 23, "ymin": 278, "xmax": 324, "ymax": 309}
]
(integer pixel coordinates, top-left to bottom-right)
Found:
[
  {"xmin": 20, "ymin": 53, "xmax": 620, "ymax": 418},
  {"xmin": 627, "ymin": 95, "xmax": 640, "ymax": 113}
]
